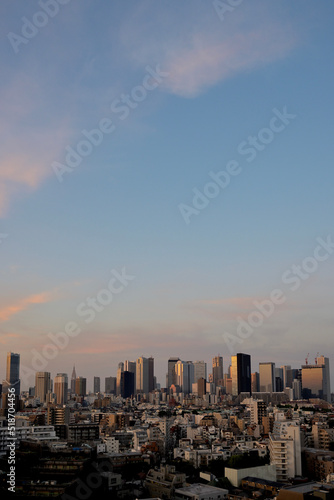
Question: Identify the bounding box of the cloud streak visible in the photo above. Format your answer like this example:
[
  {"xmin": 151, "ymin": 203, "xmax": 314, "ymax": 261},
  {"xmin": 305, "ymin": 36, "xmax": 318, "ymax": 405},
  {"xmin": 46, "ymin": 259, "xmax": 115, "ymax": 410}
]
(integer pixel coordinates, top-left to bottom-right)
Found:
[
  {"xmin": 118, "ymin": 2, "xmax": 298, "ymax": 98},
  {"xmin": 0, "ymin": 70, "xmax": 72, "ymax": 217},
  {"xmin": 0, "ymin": 332, "xmax": 22, "ymax": 345},
  {"xmin": 161, "ymin": 28, "xmax": 296, "ymax": 97},
  {"xmin": 0, "ymin": 2, "xmax": 299, "ymax": 215},
  {"xmin": 0, "ymin": 291, "xmax": 57, "ymax": 321}
]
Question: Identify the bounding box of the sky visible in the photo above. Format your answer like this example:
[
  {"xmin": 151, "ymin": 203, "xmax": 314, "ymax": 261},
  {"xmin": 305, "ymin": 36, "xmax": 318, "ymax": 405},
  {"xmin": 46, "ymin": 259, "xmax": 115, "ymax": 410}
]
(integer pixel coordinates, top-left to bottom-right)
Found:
[{"xmin": 0, "ymin": 0, "xmax": 334, "ymax": 392}]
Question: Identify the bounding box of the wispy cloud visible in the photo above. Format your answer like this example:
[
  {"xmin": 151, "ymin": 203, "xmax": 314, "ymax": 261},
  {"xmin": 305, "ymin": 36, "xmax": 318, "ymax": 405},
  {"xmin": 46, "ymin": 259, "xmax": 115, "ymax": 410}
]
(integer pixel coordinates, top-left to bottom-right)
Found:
[
  {"xmin": 118, "ymin": 2, "xmax": 298, "ymax": 98},
  {"xmin": 0, "ymin": 291, "xmax": 57, "ymax": 321},
  {"xmin": 0, "ymin": 72, "xmax": 72, "ymax": 217},
  {"xmin": 161, "ymin": 29, "xmax": 296, "ymax": 97},
  {"xmin": 0, "ymin": 332, "xmax": 22, "ymax": 345},
  {"xmin": 0, "ymin": 2, "xmax": 299, "ymax": 216}
]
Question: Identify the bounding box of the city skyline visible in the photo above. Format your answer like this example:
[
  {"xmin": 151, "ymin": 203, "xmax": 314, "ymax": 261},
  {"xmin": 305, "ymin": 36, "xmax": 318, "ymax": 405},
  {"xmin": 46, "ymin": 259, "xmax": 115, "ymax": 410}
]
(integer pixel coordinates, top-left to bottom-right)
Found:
[
  {"xmin": 1, "ymin": 349, "xmax": 331, "ymax": 399},
  {"xmin": 1, "ymin": 2, "xmax": 334, "ymax": 391}
]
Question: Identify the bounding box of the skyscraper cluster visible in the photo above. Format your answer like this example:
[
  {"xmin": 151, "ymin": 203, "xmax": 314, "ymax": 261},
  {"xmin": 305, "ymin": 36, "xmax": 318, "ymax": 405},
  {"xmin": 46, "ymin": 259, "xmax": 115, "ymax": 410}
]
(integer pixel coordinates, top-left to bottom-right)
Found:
[
  {"xmin": 165, "ymin": 353, "xmax": 331, "ymax": 403},
  {"xmin": 103, "ymin": 356, "xmax": 155, "ymax": 399},
  {"xmin": 0, "ymin": 351, "xmax": 332, "ymax": 406}
]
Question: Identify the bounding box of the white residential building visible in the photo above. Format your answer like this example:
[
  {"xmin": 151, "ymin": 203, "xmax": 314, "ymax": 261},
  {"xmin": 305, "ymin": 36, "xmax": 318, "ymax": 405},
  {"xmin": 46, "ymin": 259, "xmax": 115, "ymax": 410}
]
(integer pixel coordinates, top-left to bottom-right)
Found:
[
  {"xmin": 133, "ymin": 428, "xmax": 148, "ymax": 450},
  {"xmin": 103, "ymin": 436, "xmax": 120, "ymax": 454},
  {"xmin": 269, "ymin": 421, "xmax": 301, "ymax": 482},
  {"xmin": 0, "ymin": 423, "xmax": 58, "ymax": 454}
]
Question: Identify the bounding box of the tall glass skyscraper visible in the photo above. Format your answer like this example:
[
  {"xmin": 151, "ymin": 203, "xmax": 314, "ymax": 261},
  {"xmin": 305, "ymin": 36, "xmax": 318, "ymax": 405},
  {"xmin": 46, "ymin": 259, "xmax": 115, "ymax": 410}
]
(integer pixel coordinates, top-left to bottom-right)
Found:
[
  {"xmin": 194, "ymin": 360, "xmax": 207, "ymax": 383},
  {"xmin": 136, "ymin": 357, "xmax": 149, "ymax": 394},
  {"xmin": 259, "ymin": 362, "xmax": 276, "ymax": 392},
  {"xmin": 212, "ymin": 356, "xmax": 223, "ymax": 387},
  {"xmin": 54, "ymin": 373, "xmax": 68, "ymax": 405},
  {"xmin": 317, "ymin": 355, "xmax": 331, "ymax": 402},
  {"xmin": 70, "ymin": 366, "xmax": 76, "ymax": 394},
  {"xmin": 148, "ymin": 356, "xmax": 155, "ymax": 392},
  {"xmin": 93, "ymin": 376, "xmax": 100, "ymax": 393},
  {"xmin": 35, "ymin": 372, "xmax": 51, "ymax": 403},
  {"xmin": 167, "ymin": 357, "xmax": 179, "ymax": 390},
  {"xmin": 302, "ymin": 357, "xmax": 331, "ymax": 402},
  {"xmin": 4, "ymin": 352, "xmax": 20, "ymax": 394},
  {"xmin": 75, "ymin": 377, "xmax": 86, "ymax": 397},
  {"xmin": 231, "ymin": 353, "xmax": 251, "ymax": 395}
]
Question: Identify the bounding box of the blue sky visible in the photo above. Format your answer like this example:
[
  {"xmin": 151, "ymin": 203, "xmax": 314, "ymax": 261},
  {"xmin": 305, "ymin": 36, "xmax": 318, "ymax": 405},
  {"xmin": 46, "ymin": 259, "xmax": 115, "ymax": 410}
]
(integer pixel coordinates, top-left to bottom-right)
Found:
[{"xmin": 0, "ymin": 0, "xmax": 334, "ymax": 391}]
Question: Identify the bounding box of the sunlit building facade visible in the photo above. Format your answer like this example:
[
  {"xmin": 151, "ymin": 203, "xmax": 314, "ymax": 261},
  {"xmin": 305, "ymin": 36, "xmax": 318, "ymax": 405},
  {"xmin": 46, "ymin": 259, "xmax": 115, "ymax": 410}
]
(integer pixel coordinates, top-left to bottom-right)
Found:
[
  {"xmin": 259, "ymin": 362, "xmax": 276, "ymax": 393},
  {"xmin": 302, "ymin": 363, "xmax": 330, "ymax": 401},
  {"xmin": 231, "ymin": 353, "xmax": 251, "ymax": 396}
]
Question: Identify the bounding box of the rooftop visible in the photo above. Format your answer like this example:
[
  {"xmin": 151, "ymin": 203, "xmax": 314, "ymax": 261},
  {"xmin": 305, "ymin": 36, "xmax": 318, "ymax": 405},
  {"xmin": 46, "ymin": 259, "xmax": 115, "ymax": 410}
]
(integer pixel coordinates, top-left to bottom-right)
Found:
[{"xmin": 175, "ymin": 483, "xmax": 228, "ymax": 494}]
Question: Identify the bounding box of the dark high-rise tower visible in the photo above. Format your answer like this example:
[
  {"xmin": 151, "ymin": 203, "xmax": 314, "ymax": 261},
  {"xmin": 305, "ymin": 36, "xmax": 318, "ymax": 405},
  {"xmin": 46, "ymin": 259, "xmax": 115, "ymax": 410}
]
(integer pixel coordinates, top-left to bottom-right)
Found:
[
  {"xmin": 167, "ymin": 357, "xmax": 179, "ymax": 391},
  {"xmin": 105, "ymin": 376, "xmax": 116, "ymax": 394},
  {"xmin": 4, "ymin": 352, "xmax": 20, "ymax": 394},
  {"xmin": 231, "ymin": 353, "xmax": 251, "ymax": 395},
  {"xmin": 148, "ymin": 356, "xmax": 154, "ymax": 392},
  {"xmin": 124, "ymin": 361, "xmax": 136, "ymax": 392},
  {"xmin": 121, "ymin": 371, "xmax": 135, "ymax": 398},
  {"xmin": 93, "ymin": 376, "xmax": 100, "ymax": 393}
]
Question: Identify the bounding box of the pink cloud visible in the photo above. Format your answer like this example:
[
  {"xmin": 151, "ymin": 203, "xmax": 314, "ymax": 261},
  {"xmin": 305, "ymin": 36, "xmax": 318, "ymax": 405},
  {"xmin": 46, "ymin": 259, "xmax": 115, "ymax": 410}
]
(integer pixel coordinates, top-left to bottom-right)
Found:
[
  {"xmin": 0, "ymin": 291, "xmax": 57, "ymax": 321},
  {"xmin": 0, "ymin": 332, "xmax": 22, "ymax": 345},
  {"xmin": 1, "ymin": 156, "xmax": 50, "ymax": 188},
  {"xmin": 0, "ymin": 133, "xmax": 69, "ymax": 217},
  {"xmin": 0, "ymin": 75, "xmax": 72, "ymax": 217}
]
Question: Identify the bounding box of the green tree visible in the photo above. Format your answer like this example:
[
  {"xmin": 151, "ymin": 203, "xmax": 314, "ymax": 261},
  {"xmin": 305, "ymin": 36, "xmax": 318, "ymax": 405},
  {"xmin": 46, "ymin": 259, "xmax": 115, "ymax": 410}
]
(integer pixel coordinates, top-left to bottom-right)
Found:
[{"xmin": 207, "ymin": 457, "xmax": 227, "ymax": 477}]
